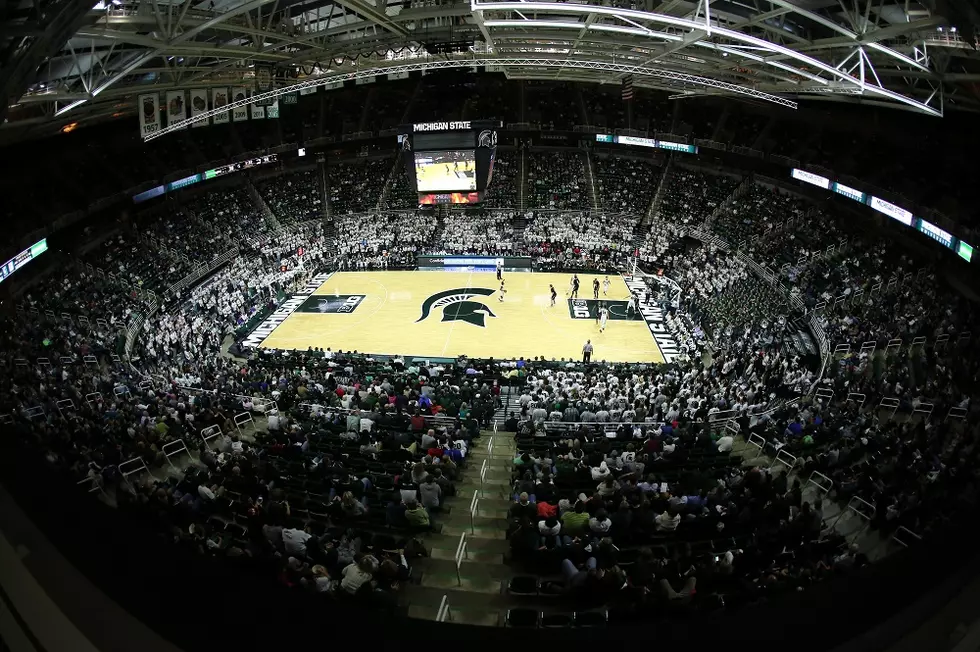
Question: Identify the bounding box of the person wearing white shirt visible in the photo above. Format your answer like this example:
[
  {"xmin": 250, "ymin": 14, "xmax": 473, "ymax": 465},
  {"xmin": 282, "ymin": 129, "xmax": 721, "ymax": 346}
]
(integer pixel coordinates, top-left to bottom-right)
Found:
[
  {"xmin": 716, "ymin": 435, "xmax": 734, "ymax": 453},
  {"xmin": 282, "ymin": 527, "xmax": 313, "ymax": 556}
]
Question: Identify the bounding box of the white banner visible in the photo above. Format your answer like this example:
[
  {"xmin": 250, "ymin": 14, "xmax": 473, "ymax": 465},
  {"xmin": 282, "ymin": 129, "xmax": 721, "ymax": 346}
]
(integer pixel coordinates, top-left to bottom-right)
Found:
[
  {"xmin": 212, "ymin": 87, "xmax": 229, "ymax": 124},
  {"xmin": 251, "ymin": 105, "xmax": 265, "ymax": 119},
  {"xmin": 355, "ymin": 76, "xmax": 376, "ymax": 85},
  {"xmin": 138, "ymin": 94, "xmax": 160, "ymax": 137},
  {"xmin": 299, "ymin": 86, "xmax": 317, "ymax": 95},
  {"xmin": 266, "ymin": 99, "xmax": 279, "ymax": 119},
  {"xmin": 231, "ymin": 87, "xmax": 248, "ymax": 121},
  {"xmin": 387, "ymin": 71, "xmax": 409, "ymax": 81},
  {"xmin": 190, "ymin": 89, "xmax": 208, "ymax": 128},
  {"xmin": 166, "ymin": 91, "xmax": 186, "ymax": 129},
  {"xmin": 324, "ymin": 81, "xmax": 343, "ymax": 90}
]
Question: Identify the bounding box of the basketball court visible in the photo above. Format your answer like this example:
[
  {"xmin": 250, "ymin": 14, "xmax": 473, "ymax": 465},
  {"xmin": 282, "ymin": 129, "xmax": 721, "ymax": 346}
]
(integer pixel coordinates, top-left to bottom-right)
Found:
[{"xmin": 255, "ymin": 271, "xmax": 665, "ymax": 363}]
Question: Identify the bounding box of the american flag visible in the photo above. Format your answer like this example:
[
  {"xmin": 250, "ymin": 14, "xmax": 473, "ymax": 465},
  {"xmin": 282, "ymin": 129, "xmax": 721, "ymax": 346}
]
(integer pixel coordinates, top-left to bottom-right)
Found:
[{"xmin": 621, "ymin": 75, "xmax": 634, "ymax": 101}]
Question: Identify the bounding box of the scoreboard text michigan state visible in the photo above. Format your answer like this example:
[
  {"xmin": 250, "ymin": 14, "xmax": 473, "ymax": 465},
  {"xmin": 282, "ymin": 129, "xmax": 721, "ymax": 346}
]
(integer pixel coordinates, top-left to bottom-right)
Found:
[{"xmin": 397, "ymin": 119, "xmax": 501, "ymax": 205}]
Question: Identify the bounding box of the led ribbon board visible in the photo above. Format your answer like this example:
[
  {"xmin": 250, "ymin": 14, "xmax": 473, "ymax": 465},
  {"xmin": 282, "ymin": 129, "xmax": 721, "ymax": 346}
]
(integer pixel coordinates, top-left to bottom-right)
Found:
[{"xmin": 0, "ymin": 239, "xmax": 48, "ymax": 285}]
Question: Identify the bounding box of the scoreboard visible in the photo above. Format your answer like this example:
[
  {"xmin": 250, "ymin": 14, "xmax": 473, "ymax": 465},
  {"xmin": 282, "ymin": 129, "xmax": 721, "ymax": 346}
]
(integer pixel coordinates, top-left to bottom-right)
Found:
[{"xmin": 398, "ymin": 120, "xmax": 501, "ymax": 205}]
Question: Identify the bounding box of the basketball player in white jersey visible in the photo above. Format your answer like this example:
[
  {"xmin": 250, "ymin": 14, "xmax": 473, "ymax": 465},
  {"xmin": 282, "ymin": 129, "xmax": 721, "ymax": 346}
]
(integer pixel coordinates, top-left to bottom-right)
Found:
[
  {"xmin": 603, "ymin": 276, "xmax": 610, "ymax": 296},
  {"xmin": 599, "ymin": 306, "xmax": 609, "ymax": 332}
]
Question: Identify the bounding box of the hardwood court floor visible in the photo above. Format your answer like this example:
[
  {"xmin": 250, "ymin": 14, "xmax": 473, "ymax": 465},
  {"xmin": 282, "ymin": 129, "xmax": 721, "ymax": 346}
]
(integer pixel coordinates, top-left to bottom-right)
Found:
[{"xmin": 259, "ymin": 271, "xmax": 665, "ymax": 363}]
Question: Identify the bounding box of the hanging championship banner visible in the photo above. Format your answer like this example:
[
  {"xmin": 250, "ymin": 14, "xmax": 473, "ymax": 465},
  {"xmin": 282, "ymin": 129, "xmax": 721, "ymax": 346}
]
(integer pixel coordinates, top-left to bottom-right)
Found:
[
  {"xmin": 251, "ymin": 104, "xmax": 265, "ymax": 119},
  {"xmin": 166, "ymin": 91, "xmax": 186, "ymax": 129},
  {"xmin": 190, "ymin": 89, "xmax": 209, "ymax": 128},
  {"xmin": 355, "ymin": 76, "xmax": 376, "ymax": 85},
  {"xmin": 231, "ymin": 87, "xmax": 248, "ymax": 121},
  {"xmin": 299, "ymin": 86, "xmax": 317, "ymax": 95},
  {"xmin": 254, "ymin": 63, "xmax": 274, "ymax": 106},
  {"xmin": 266, "ymin": 99, "xmax": 279, "ymax": 119},
  {"xmin": 212, "ymin": 88, "xmax": 229, "ymax": 124},
  {"xmin": 138, "ymin": 94, "xmax": 160, "ymax": 137}
]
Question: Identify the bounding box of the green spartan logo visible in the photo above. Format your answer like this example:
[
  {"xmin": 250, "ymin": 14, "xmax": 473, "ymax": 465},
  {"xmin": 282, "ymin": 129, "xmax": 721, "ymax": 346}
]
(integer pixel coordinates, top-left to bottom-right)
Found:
[{"xmin": 416, "ymin": 288, "xmax": 497, "ymax": 328}]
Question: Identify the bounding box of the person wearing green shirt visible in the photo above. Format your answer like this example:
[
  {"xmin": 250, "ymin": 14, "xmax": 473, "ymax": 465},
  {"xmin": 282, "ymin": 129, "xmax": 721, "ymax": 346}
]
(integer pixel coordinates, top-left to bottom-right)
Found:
[
  {"xmin": 404, "ymin": 500, "xmax": 431, "ymax": 529},
  {"xmin": 560, "ymin": 501, "xmax": 590, "ymax": 541}
]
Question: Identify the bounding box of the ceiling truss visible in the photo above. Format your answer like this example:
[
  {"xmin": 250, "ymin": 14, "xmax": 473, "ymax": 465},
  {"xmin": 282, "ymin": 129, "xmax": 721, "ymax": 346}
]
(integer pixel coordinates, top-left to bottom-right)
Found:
[{"xmin": 1, "ymin": 0, "xmax": 979, "ymax": 139}]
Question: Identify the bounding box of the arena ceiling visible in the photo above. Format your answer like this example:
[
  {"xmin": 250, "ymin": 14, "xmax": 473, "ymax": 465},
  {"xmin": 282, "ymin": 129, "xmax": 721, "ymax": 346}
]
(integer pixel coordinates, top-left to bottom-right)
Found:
[{"xmin": 2, "ymin": 0, "xmax": 980, "ymax": 142}]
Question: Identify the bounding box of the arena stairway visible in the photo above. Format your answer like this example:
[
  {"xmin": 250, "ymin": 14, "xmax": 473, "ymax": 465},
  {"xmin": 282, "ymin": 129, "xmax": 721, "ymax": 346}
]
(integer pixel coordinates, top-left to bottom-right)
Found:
[
  {"xmin": 493, "ymin": 385, "xmax": 523, "ymax": 423},
  {"xmin": 783, "ymin": 317, "xmax": 817, "ymax": 358},
  {"xmin": 401, "ymin": 431, "xmax": 518, "ymax": 625}
]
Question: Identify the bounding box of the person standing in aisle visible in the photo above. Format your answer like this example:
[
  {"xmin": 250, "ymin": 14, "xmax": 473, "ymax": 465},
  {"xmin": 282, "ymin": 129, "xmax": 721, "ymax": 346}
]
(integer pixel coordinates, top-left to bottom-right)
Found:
[
  {"xmin": 599, "ymin": 306, "xmax": 609, "ymax": 333},
  {"xmin": 603, "ymin": 276, "xmax": 610, "ymax": 296},
  {"xmin": 593, "ymin": 278, "xmax": 600, "ymax": 299},
  {"xmin": 582, "ymin": 339, "xmax": 593, "ymax": 363},
  {"xmin": 549, "ymin": 284, "xmax": 557, "ymax": 307}
]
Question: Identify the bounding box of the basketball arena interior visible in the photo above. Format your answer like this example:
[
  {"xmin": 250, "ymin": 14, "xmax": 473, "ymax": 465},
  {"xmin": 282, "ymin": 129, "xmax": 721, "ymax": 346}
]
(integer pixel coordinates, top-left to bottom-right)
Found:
[{"xmin": 2, "ymin": 0, "xmax": 980, "ymax": 650}]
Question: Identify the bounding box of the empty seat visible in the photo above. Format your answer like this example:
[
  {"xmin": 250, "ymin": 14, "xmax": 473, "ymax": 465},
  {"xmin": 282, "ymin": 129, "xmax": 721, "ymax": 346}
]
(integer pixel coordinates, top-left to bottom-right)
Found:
[
  {"xmin": 508, "ymin": 575, "xmax": 539, "ymax": 596},
  {"xmin": 506, "ymin": 608, "xmax": 539, "ymax": 628},
  {"xmin": 541, "ymin": 613, "xmax": 573, "ymax": 628},
  {"xmin": 574, "ymin": 611, "xmax": 608, "ymax": 628}
]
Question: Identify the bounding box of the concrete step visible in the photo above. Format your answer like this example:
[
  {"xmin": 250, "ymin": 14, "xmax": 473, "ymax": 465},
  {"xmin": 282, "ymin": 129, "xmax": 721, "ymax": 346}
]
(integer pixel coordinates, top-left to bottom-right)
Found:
[
  {"xmin": 430, "ymin": 546, "xmax": 505, "ymax": 566},
  {"xmin": 401, "ymin": 583, "xmax": 510, "ymax": 610},
  {"xmin": 419, "ymin": 555, "xmax": 511, "ymax": 580},
  {"xmin": 420, "ymin": 571, "xmax": 503, "ymax": 594},
  {"xmin": 440, "ymin": 512, "xmax": 508, "ymax": 530},
  {"xmin": 441, "ymin": 523, "xmax": 507, "ymax": 540},
  {"xmin": 407, "ymin": 604, "xmax": 501, "ymax": 626},
  {"xmin": 425, "ymin": 532, "xmax": 511, "ymax": 555}
]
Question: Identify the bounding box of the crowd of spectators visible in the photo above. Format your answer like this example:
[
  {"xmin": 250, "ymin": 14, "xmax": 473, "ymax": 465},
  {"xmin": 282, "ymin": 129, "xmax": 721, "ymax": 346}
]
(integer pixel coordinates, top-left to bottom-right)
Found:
[
  {"xmin": 257, "ymin": 170, "xmax": 323, "ymax": 224},
  {"xmin": 327, "ymin": 159, "xmax": 390, "ymax": 214},
  {"xmin": 434, "ymin": 213, "xmax": 520, "ymax": 255},
  {"xmin": 658, "ymin": 169, "xmax": 741, "ymax": 226},
  {"xmin": 594, "ymin": 155, "xmax": 663, "ymax": 214},
  {"xmin": 711, "ymin": 183, "xmax": 810, "ymax": 246},
  {"xmin": 335, "ymin": 212, "xmax": 438, "ymax": 270},
  {"xmin": 526, "ymin": 152, "xmax": 590, "ymax": 210},
  {"xmin": 1, "ymin": 148, "xmax": 978, "ymax": 630}
]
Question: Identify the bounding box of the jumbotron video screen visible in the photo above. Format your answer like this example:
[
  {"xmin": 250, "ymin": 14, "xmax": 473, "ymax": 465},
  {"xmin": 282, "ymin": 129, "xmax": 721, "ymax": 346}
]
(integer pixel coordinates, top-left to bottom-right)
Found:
[{"xmin": 414, "ymin": 150, "xmax": 477, "ymax": 192}]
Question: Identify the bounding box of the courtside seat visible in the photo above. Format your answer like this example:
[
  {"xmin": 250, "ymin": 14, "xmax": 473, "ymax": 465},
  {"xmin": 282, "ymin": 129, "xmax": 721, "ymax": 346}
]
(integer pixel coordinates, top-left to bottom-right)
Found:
[{"xmin": 506, "ymin": 608, "xmax": 539, "ymax": 628}]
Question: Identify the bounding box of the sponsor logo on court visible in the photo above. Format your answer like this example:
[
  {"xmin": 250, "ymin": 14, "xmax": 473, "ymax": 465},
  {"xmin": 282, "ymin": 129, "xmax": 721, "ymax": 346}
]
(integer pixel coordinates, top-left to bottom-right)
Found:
[
  {"xmin": 417, "ymin": 288, "xmax": 496, "ymax": 328},
  {"xmin": 566, "ymin": 299, "xmax": 642, "ymax": 321},
  {"xmin": 241, "ymin": 273, "xmax": 333, "ymax": 348},
  {"xmin": 297, "ymin": 295, "xmax": 365, "ymax": 314},
  {"xmin": 623, "ymin": 277, "xmax": 682, "ymax": 363}
]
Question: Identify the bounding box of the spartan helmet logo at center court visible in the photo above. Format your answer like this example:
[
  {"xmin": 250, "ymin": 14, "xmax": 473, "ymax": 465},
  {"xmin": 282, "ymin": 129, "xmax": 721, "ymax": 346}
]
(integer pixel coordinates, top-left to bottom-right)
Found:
[{"xmin": 416, "ymin": 288, "xmax": 497, "ymax": 328}]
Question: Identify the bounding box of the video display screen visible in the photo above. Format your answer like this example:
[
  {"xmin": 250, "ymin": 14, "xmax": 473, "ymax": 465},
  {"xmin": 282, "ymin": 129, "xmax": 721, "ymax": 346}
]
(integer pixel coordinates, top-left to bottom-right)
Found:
[{"xmin": 415, "ymin": 150, "xmax": 477, "ymax": 192}]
